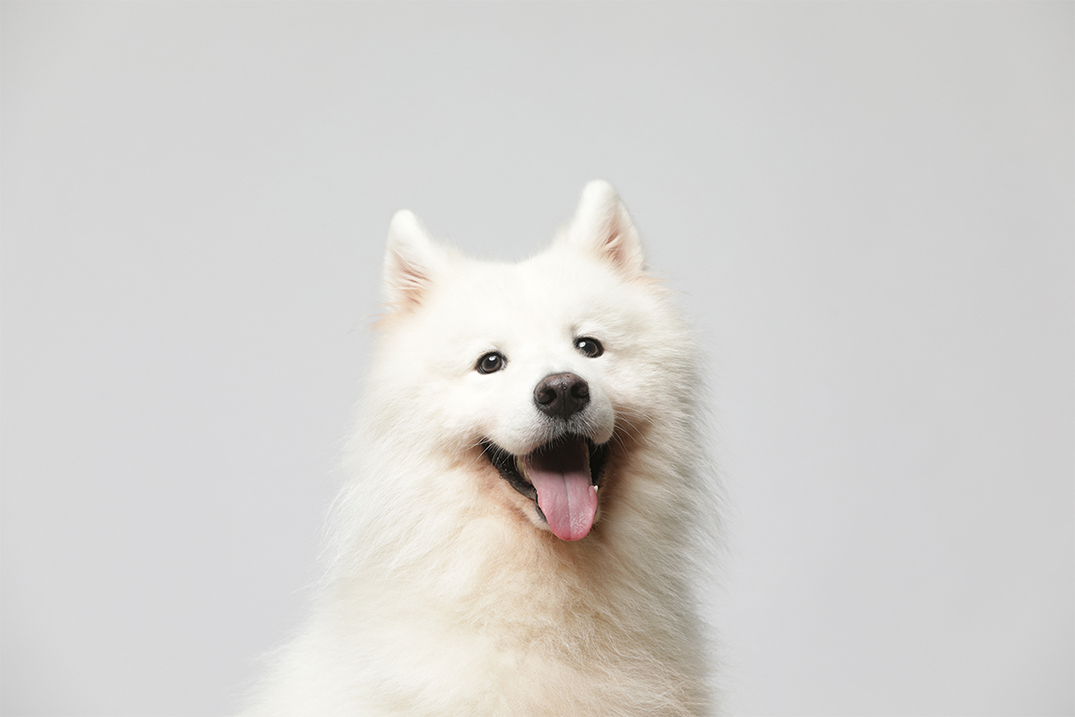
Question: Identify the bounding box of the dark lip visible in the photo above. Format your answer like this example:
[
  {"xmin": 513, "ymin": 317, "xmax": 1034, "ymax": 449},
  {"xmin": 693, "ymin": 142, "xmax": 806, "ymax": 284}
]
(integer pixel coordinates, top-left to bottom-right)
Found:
[{"xmin": 481, "ymin": 435, "xmax": 611, "ymax": 508}]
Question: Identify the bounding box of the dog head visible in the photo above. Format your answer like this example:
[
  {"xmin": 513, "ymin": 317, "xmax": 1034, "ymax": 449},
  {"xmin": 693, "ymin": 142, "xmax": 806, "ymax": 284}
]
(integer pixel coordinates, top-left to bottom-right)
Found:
[{"xmin": 366, "ymin": 182, "xmax": 693, "ymax": 541}]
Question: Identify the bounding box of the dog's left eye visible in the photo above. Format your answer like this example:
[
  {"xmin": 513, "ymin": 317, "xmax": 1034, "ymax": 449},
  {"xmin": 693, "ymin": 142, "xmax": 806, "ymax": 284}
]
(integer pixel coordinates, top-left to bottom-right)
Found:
[{"xmin": 574, "ymin": 337, "xmax": 604, "ymax": 358}]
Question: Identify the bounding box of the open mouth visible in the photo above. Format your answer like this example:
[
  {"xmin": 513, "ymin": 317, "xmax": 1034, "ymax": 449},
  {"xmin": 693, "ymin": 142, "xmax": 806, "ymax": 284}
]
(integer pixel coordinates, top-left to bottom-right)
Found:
[{"xmin": 482, "ymin": 435, "xmax": 611, "ymax": 541}]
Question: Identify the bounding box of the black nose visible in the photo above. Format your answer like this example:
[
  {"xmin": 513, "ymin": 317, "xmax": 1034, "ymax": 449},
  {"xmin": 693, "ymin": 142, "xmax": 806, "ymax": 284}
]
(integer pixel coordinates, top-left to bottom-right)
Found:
[{"xmin": 534, "ymin": 373, "xmax": 590, "ymax": 419}]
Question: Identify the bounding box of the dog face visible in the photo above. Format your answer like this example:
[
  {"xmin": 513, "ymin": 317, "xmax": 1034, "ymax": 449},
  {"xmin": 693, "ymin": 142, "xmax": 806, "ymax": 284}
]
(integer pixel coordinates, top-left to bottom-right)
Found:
[{"xmin": 368, "ymin": 183, "xmax": 690, "ymax": 540}]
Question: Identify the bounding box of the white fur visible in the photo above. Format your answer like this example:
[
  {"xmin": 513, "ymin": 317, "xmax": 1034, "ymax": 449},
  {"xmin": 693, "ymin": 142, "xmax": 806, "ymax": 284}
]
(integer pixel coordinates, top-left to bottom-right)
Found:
[{"xmin": 243, "ymin": 181, "xmax": 717, "ymax": 716}]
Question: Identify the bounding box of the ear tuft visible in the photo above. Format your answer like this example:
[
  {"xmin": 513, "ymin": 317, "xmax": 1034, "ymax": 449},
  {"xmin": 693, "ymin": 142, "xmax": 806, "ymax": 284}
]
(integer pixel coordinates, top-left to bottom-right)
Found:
[
  {"xmin": 382, "ymin": 210, "xmax": 443, "ymax": 313},
  {"xmin": 563, "ymin": 180, "xmax": 646, "ymax": 276}
]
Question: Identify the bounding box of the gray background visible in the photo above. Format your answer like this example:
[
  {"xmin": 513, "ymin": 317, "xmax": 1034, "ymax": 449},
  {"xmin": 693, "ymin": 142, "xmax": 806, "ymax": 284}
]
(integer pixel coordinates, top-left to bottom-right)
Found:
[{"xmin": 2, "ymin": 2, "xmax": 1072, "ymax": 715}]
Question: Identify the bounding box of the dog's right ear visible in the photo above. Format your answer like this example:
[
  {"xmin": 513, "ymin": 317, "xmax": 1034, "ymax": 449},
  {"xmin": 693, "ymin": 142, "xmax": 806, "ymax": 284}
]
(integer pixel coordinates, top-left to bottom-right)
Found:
[{"xmin": 382, "ymin": 210, "xmax": 444, "ymax": 313}]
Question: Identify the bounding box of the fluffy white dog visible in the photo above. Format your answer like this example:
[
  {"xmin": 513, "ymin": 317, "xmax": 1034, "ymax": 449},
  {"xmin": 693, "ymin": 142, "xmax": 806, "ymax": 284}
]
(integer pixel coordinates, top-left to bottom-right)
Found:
[{"xmin": 244, "ymin": 182, "xmax": 717, "ymax": 716}]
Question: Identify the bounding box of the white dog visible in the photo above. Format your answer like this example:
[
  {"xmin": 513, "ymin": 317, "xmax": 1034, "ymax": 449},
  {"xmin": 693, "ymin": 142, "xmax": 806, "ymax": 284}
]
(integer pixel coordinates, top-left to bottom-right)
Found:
[{"xmin": 244, "ymin": 182, "xmax": 717, "ymax": 716}]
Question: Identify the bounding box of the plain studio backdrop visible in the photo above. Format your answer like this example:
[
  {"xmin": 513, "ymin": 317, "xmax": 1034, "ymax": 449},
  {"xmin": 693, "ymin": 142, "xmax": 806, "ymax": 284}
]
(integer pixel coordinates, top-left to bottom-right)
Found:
[{"xmin": 1, "ymin": 3, "xmax": 1071, "ymax": 716}]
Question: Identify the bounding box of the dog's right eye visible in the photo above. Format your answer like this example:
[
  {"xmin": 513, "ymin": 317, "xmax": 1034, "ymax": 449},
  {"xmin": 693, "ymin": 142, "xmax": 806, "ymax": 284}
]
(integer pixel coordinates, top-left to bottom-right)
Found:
[{"xmin": 476, "ymin": 351, "xmax": 506, "ymax": 374}]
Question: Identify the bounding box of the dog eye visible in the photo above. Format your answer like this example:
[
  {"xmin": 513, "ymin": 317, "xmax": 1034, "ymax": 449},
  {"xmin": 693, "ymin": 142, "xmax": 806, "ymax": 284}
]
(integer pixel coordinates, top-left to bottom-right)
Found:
[
  {"xmin": 476, "ymin": 351, "xmax": 506, "ymax": 374},
  {"xmin": 574, "ymin": 337, "xmax": 603, "ymax": 358}
]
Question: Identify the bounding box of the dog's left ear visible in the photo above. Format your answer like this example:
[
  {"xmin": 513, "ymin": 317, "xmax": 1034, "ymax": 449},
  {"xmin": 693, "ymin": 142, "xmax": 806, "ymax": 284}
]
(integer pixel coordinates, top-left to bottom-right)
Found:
[
  {"xmin": 563, "ymin": 180, "xmax": 646, "ymax": 277},
  {"xmin": 382, "ymin": 210, "xmax": 446, "ymax": 314}
]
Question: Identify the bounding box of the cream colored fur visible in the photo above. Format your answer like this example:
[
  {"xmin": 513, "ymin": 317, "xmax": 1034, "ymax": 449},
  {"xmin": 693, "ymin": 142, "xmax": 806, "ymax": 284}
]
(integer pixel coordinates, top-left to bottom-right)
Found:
[{"xmin": 243, "ymin": 182, "xmax": 717, "ymax": 716}]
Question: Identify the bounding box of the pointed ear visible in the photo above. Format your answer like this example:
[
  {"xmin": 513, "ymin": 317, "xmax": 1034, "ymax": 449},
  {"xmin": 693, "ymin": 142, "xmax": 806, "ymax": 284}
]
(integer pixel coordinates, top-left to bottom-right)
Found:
[
  {"xmin": 563, "ymin": 180, "xmax": 646, "ymax": 276},
  {"xmin": 382, "ymin": 210, "xmax": 444, "ymax": 313}
]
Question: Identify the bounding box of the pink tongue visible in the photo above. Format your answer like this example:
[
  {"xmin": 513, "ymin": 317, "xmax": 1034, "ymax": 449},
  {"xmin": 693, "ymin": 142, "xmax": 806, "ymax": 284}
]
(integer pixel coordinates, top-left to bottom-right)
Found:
[{"xmin": 522, "ymin": 439, "xmax": 597, "ymax": 541}]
